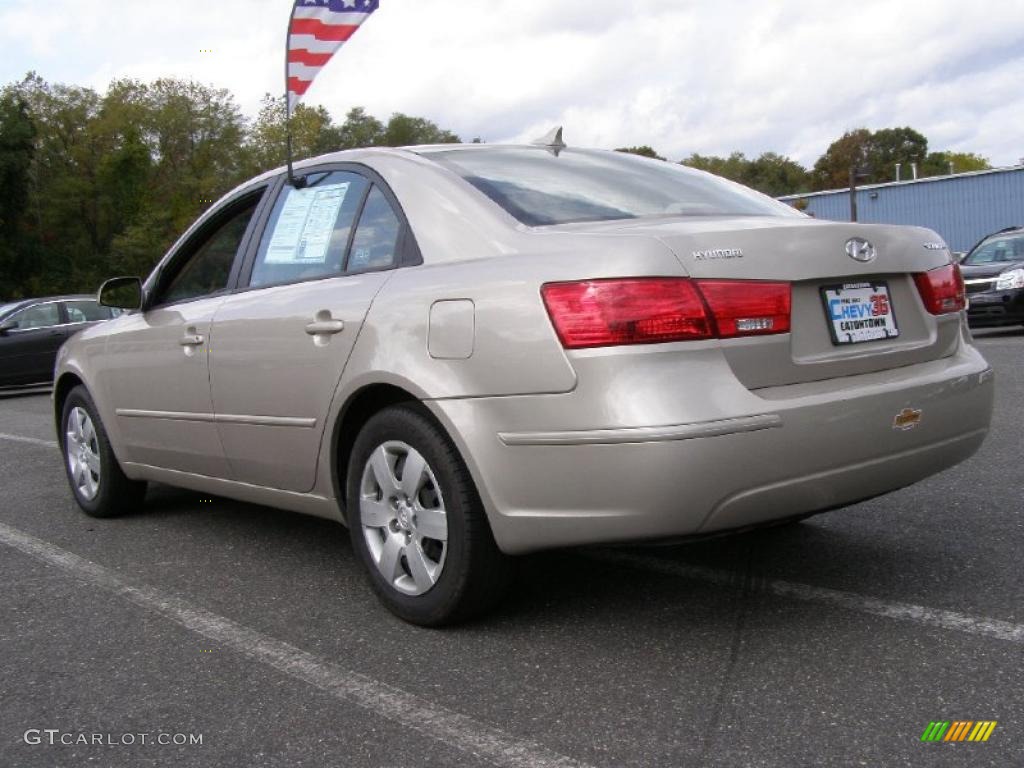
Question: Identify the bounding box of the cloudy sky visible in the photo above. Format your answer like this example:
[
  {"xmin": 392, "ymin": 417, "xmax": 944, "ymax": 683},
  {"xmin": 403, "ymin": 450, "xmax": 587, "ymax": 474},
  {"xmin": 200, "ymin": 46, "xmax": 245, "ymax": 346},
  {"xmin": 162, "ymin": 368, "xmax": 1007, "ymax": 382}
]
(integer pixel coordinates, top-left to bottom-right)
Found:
[{"xmin": 2, "ymin": 0, "xmax": 1023, "ymax": 167}]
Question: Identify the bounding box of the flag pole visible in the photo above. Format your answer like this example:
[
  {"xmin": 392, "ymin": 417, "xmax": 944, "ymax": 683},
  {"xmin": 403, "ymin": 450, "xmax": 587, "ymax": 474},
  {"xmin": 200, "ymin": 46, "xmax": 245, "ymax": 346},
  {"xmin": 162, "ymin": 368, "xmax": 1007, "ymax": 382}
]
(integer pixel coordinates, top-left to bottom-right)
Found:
[
  {"xmin": 283, "ymin": 0, "xmax": 379, "ymax": 187},
  {"xmin": 284, "ymin": 0, "xmax": 305, "ymax": 188}
]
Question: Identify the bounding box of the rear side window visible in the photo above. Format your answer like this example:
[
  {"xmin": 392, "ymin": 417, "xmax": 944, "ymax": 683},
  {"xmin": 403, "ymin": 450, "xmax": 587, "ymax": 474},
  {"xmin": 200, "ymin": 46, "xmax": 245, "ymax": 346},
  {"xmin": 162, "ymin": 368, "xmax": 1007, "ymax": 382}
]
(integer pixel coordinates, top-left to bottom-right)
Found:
[
  {"xmin": 8, "ymin": 303, "xmax": 60, "ymax": 330},
  {"xmin": 347, "ymin": 186, "xmax": 401, "ymax": 272},
  {"xmin": 64, "ymin": 300, "xmax": 118, "ymax": 323},
  {"xmin": 250, "ymin": 172, "xmax": 369, "ymax": 288}
]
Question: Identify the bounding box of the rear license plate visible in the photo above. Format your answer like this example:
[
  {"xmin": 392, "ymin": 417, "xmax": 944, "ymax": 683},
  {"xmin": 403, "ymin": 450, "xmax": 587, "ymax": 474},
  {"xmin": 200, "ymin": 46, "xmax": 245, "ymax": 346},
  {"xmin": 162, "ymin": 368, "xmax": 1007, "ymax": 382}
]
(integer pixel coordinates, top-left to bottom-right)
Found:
[{"xmin": 821, "ymin": 282, "xmax": 899, "ymax": 345}]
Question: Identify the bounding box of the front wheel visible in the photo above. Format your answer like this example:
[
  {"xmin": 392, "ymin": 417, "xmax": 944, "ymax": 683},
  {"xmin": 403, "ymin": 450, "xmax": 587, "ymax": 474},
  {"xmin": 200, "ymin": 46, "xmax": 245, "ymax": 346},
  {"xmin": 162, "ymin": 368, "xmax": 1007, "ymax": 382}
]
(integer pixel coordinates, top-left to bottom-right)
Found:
[
  {"xmin": 347, "ymin": 405, "xmax": 513, "ymax": 626},
  {"xmin": 61, "ymin": 386, "xmax": 147, "ymax": 518}
]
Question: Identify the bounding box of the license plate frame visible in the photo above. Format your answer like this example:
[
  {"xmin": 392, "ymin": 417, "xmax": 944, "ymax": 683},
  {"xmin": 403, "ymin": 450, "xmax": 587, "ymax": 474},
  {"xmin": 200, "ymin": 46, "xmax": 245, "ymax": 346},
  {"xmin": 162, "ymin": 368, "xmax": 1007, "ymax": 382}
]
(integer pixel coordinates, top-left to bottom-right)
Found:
[{"xmin": 821, "ymin": 281, "xmax": 900, "ymax": 345}]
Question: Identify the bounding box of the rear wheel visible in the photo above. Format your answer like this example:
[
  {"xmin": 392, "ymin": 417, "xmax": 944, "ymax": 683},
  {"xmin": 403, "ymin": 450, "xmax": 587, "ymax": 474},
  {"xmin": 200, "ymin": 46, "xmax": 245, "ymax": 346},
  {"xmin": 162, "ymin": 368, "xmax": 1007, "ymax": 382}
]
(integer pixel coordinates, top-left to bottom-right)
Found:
[
  {"xmin": 347, "ymin": 404, "xmax": 513, "ymax": 626},
  {"xmin": 61, "ymin": 386, "xmax": 147, "ymax": 518}
]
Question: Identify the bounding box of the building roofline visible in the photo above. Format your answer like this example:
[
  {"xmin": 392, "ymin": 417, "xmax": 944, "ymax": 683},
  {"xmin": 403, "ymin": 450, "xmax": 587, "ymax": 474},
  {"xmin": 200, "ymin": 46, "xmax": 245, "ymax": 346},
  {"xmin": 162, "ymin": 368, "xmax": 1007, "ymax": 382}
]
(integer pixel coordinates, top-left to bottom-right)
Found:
[{"xmin": 779, "ymin": 164, "xmax": 1024, "ymax": 201}]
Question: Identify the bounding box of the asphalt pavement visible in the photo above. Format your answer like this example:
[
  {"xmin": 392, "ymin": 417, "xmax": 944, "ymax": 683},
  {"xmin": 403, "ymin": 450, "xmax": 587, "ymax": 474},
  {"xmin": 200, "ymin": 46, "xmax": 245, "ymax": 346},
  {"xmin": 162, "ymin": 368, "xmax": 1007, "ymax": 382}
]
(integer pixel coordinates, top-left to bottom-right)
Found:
[{"xmin": 1, "ymin": 328, "xmax": 1021, "ymax": 768}]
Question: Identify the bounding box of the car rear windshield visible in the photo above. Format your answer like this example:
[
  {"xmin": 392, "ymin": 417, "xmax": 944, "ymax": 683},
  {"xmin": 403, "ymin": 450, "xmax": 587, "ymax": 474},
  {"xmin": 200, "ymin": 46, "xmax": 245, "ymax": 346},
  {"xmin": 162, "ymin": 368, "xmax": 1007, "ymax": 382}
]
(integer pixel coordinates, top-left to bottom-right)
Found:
[
  {"xmin": 963, "ymin": 232, "xmax": 1024, "ymax": 265},
  {"xmin": 425, "ymin": 147, "xmax": 801, "ymax": 226}
]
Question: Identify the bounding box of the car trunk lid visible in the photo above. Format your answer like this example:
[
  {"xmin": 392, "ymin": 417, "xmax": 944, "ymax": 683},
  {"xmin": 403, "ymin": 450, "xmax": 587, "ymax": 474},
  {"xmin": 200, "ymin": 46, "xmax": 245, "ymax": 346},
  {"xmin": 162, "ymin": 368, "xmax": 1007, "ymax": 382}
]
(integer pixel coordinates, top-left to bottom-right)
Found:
[{"xmin": 549, "ymin": 216, "xmax": 962, "ymax": 388}]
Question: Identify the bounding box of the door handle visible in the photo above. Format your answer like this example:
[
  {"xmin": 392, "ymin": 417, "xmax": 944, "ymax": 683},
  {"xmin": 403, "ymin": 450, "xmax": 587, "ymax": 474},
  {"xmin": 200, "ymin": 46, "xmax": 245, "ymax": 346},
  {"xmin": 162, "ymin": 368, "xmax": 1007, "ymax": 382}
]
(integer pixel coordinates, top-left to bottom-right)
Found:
[
  {"xmin": 305, "ymin": 319, "xmax": 345, "ymax": 336},
  {"xmin": 179, "ymin": 333, "xmax": 205, "ymax": 347}
]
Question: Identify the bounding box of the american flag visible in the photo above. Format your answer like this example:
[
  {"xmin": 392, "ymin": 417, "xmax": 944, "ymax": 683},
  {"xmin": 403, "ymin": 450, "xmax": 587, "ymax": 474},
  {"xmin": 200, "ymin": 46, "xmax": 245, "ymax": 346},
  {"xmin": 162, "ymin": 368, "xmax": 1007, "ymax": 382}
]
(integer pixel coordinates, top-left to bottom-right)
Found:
[{"xmin": 287, "ymin": 0, "xmax": 380, "ymax": 113}]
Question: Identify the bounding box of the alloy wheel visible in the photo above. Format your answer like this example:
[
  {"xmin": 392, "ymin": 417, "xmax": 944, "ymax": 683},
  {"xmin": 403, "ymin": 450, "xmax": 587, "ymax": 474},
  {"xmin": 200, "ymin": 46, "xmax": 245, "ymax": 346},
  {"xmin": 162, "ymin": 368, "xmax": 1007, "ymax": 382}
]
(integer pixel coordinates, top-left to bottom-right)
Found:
[
  {"xmin": 66, "ymin": 406, "xmax": 101, "ymax": 501},
  {"xmin": 359, "ymin": 440, "xmax": 448, "ymax": 596}
]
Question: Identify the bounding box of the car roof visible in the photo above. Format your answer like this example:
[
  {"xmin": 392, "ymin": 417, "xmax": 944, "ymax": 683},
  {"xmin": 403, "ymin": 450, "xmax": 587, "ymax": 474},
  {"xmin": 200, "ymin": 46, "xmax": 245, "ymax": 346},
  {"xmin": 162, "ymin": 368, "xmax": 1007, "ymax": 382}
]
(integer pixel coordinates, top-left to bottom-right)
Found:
[
  {"xmin": 976, "ymin": 225, "xmax": 1022, "ymax": 241},
  {"xmin": 261, "ymin": 142, "xmax": 599, "ymax": 180},
  {"xmin": 223, "ymin": 143, "xmax": 550, "ymax": 214}
]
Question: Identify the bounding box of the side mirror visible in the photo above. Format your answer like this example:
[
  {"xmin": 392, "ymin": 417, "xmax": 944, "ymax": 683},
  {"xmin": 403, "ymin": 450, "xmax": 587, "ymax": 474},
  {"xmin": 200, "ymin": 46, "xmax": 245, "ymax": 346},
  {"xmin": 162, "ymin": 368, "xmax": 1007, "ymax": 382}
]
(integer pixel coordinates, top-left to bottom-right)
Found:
[
  {"xmin": 0, "ymin": 320, "xmax": 16, "ymax": 335},
  {"xmin": 954, "ymin": 252, "xmax": 967, "ymax": 263},
  {"xmin": 98, "ymin": 276, "xmax": 143, "ymax": 310}
]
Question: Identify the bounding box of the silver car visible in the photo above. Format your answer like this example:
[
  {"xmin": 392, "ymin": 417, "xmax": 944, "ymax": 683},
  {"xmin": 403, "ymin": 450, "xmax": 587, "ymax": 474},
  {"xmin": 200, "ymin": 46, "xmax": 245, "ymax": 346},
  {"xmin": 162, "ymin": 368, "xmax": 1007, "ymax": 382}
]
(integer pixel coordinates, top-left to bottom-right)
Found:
[{"xmin": 54, "ymin": 143, "xmax": 994, "ymax": 625}]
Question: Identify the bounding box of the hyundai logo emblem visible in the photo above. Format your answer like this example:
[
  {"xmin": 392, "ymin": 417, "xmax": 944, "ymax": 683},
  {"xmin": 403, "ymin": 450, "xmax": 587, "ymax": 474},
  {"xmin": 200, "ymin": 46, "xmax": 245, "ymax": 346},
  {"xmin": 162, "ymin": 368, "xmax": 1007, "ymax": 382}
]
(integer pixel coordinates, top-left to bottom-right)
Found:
[{"xmin": 845, "ymin": 237, "xmax": 876, "ymax": 263}]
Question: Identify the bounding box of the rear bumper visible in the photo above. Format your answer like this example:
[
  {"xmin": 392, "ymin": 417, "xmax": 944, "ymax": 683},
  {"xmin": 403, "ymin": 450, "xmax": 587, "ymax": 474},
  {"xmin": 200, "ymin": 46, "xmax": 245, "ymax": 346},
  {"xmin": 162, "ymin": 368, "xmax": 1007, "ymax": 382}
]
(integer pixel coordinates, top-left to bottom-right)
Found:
[{"xmin": 429, "ymin": 339, "xmax": 994, "ymax": 555}]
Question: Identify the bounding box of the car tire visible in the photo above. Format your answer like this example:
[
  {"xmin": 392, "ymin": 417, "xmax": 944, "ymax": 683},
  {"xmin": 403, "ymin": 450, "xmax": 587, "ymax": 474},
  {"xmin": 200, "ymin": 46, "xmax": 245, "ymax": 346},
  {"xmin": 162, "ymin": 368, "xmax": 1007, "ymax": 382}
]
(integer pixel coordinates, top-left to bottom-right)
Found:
[
  {"xmin": 60, "ymin": 385, "xmax": 147, "ymax": 518},
  {"xmin": 346, "ymin": 404, "xmax": 513, "ymax": 626}
]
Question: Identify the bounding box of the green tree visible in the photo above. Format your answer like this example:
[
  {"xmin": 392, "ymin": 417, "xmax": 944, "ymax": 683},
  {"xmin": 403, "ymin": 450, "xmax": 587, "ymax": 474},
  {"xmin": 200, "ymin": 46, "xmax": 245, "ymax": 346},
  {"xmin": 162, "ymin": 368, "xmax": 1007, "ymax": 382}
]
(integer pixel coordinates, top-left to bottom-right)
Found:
[
  {"xmin": 1, "ymin": 74, "xmax": 254, "ymax": 293},
  {"xmin": 683, "ymin": 151, "xmax": 747, "ymax": 180},
  {"xmin": 742, "ymin": 152, "xmax": 809, "ymax": 196},
  {"xmin": 0, "ymin": 92, "xmax": 36, "ymax": 298},
  {"xmin": 0, "ymin": 72, "xmax": 462, "ymax": 298},
  {"xmin": 245, "ymin": 94, "xmax": 345, "ymax": 174},
  {"xmin": 921, "ymin": 150, "xmax": 990, "ymax": 177},
  {"xmin": 810, "ymin": 128, "xmax": 873, "ymax": 190},
  {"xmin": 868, "ymin": 126, "xmax": 928, "ymax": 181},
  {"xmin": 338, "ymin": 106, "xmax": 385, "ymax": 149},
  {"xmin": 683, "ymin": 151, "xmax": 809, "ymax": 196},
  {"xmin": 615, "ymin": 145, "xmax": 664, "ymax": 160},
  {"xmin": 809, "ymin": 126, "xmax": 975, "ymax": 189},
  {"xmin": 382, "ymin": 113, "xmax": 459, "ymax": 146},
  {"xmin": 6, "ymin": 73, "xmax": 108, "ymax": 292}
]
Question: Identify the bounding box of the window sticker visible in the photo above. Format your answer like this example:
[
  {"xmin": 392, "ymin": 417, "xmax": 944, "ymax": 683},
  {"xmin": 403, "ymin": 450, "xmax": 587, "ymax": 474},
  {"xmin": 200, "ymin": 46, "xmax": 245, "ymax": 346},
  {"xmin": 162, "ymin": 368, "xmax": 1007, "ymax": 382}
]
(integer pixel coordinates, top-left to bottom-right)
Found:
[{"xmin": 265, "ymin": 182, "xmax": 350, "ymax": 265}]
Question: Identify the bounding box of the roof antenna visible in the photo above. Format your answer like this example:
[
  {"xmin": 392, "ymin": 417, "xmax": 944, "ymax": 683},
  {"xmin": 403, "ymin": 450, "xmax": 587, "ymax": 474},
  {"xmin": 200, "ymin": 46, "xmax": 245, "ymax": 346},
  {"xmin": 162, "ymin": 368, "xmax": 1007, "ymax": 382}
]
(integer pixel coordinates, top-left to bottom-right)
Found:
[{"xmin": 531, "ymin": 126, "xmax": 567, "ymax": 156}]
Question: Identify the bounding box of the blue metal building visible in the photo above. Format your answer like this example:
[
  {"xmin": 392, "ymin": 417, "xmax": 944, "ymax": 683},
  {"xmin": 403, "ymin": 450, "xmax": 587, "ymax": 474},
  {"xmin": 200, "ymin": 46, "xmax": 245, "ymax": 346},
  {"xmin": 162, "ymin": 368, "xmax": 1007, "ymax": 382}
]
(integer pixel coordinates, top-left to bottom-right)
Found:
[{"xmin": 778, "ymin": 166, "xmax": 1024, "ymax": 252}]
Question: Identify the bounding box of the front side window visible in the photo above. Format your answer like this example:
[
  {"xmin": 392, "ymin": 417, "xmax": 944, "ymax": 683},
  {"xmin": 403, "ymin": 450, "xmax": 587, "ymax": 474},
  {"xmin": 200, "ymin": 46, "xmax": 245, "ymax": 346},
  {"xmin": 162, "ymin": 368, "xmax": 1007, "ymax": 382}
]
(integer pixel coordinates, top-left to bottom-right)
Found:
[
  {"xmin": 250, "ymin": 172, "xmax": 370, "ymax": 288},
  {"xmin": 64, "ymin": 300, "xmax": 119, "ymax": 323},
  {"xmin": 963, "ymin": 233, "xmax": 1024, "ymax": 265},
  {"xmin": 347, "ymin": 186, "xmax": 401, "ymax": 272},
  {"xmin": 426, "ymin": 146, "xmax": 802, "ymax": 226},
  {"xmin": 7, "ymin": 303, "xmax": 60, "ymax": 330},
  {"xmin": 161, "ymin": 198, "xmax": 260, "ymax": 304}
]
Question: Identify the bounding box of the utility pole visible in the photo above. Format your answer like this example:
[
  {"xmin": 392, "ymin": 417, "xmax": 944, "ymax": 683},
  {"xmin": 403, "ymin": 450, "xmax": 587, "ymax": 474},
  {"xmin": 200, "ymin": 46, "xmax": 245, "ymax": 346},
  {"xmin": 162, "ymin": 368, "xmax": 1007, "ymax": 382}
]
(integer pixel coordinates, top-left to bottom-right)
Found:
[
  {"xmin": 849, "ymin": 167, "xmax": 858, "ymax": 222},
  {"xmin": 848, "ymin": 165, "xmax": 871, "ymax": 222}
]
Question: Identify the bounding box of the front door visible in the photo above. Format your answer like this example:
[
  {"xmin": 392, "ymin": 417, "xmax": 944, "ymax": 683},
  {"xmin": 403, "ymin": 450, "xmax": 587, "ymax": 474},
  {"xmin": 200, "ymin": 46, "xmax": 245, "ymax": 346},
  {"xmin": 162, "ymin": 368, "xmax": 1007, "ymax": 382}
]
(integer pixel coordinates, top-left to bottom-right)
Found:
[
  {"xmin": 101, "ymin": 191, "xmax": 266, "ymax": 476},
  {"xmin": 210, "ymin": 171, "xmax": 407, "ymax": 492}
]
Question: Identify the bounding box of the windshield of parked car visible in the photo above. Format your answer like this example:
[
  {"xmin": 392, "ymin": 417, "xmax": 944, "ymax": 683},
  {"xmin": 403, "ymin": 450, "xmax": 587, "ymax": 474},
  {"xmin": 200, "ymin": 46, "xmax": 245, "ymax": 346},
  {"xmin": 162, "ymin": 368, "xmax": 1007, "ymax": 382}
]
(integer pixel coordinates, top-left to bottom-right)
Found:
[
  {"xmin": 425, "ymin": 146, "xmax": 802, "ymax": 226},
  {"xmin": 0, "ymin": 302, "xmax": 21, "ymax": 320},
  {"xmin": 963, "ymin": 232, "xmax": 1024, "ymax": 265}
]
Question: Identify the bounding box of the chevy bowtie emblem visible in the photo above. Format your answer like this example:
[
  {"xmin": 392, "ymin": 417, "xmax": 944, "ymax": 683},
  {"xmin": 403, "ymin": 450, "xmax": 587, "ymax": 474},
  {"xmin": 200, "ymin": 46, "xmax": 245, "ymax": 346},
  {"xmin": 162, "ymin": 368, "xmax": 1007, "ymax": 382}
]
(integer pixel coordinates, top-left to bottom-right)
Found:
[{"xmin": 893, "ymin": 407, "xmax": 922, "ymax": 431}]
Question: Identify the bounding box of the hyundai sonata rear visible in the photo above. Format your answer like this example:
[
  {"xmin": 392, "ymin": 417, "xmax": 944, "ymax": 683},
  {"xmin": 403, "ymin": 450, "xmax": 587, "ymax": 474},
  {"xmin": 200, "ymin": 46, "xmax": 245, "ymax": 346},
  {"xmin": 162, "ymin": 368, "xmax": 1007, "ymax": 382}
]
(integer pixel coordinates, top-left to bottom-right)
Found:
[
  {"xmin": 413, "ymin": 146, "xmax": 993, "ymax": 554},
  {"xmin": 55, "ymin": 143, "xmax": 993, "ymax": 626}
]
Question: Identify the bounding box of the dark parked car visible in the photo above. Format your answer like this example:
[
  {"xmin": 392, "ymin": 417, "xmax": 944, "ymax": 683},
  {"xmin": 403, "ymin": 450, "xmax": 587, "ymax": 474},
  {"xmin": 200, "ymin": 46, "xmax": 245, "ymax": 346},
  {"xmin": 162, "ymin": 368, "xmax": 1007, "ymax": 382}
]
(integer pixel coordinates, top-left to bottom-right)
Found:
[
  {"xmin": 0, "ymin": 296, "xmax": 121, "ymax": 389},
  {"xmin": 961, "ymin": 226, "xmax": 1024, "ymax": 328}
]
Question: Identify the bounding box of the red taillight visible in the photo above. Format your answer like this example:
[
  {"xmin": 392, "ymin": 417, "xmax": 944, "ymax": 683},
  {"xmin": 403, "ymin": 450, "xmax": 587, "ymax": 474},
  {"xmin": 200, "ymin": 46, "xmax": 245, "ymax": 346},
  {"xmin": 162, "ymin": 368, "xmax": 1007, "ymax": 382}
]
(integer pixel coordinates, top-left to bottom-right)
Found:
[
  {"xmin": 914, "ymin": 263, "xmax": 966, "ymax": 315},
  {"xmin": 695, "ymin": 280, "xmax": 791, "ymax": 338},
  {"xmin": 540, "ymin": 277, "xmax": 791, "ymax": 349},
  {"xmin": 541, "ymin": 278, "xmax": 712, "ymax": 348}
]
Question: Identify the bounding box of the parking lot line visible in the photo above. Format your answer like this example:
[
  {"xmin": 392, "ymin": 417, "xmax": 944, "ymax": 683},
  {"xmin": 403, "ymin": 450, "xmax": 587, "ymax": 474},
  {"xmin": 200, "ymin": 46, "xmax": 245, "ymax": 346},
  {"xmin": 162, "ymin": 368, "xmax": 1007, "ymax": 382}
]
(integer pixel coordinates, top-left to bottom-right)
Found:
[
  {"xmin": 593, "ymin": 550, "xmax": 1024, "ymax": 645},
  {"xmin": 0, "ymin": 521, "xmax": 592, "ymax": 768},
  {"xmin": 0, "ymin": 432, "xmax": 57, "ymax": 448},
  {"xmin": 3, "ymin": 430, "xmax": 1020, "ymax": 646}
]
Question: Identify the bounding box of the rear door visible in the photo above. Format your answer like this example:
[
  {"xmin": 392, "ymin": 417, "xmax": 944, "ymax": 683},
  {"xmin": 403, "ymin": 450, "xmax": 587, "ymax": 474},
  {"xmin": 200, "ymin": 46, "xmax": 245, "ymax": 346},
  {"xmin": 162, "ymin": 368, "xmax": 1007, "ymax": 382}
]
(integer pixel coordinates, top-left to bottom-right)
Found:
[
  {"xmin": 209, "ymin": 167, "xmax": 417, "ymax": 492},
  {"xmin": 0, "ymin": 301, "xmax": 65, "ymax": 385}
]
